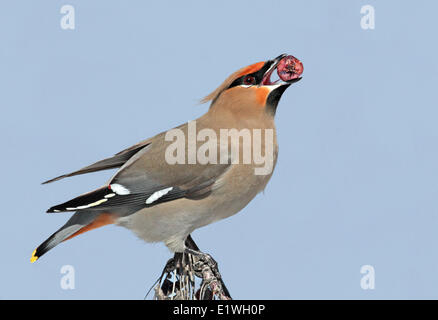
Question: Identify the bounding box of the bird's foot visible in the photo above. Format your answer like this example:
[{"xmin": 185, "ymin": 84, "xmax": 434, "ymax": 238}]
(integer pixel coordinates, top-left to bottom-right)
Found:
[
  {"xmin": 185, "ymin": 249, "xmax": 219, "ymax": 277},
  {"xmin": 185, "ymin": 248, "xmax": 231, "ymax": 300},
  {"xmin": 148, "ymin": 235, "xmax": 231, "ymax": 300}
]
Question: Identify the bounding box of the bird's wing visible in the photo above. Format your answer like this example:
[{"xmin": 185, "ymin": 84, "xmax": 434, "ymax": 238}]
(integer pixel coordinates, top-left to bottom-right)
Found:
[
  {"xmin": 46, "ymin": 130, "xmax": 231, "ymax": 213},
  {"xmin": 42, "ymin": 139, "xmax": 152, "ymax": 184}
]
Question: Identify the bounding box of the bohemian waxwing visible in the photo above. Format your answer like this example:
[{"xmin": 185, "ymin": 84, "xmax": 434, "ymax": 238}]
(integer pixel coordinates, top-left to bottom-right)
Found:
[{"xmin": 31, "ymin": 54, "xmax": 303, "ymax": 263}]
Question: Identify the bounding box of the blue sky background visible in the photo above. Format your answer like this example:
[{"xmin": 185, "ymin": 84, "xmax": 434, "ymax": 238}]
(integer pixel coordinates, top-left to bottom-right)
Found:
[{"xmin": 1, "ymin": 0, "xmax": 438, "ymax": 299}]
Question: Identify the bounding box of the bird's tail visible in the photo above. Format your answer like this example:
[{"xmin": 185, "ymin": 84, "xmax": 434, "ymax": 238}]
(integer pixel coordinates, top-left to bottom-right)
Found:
[{"xmin": 31, "ymin": 210, "xmax": 114, "ymax": 263}]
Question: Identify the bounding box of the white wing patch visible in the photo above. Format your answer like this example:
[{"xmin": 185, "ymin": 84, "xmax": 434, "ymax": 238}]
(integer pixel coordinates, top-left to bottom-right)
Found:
[
  {"xmin": 65, "ymin": 198, "xmax": 108, "ymax": 211},
  {"xmin": 110, "ymin": 184, "xmax": 130, "ymax": 195},
  {"xmin": 145, "ymin": 187, "xmax": 173, "ymax": 205},
  {"xmin": 104, "ymin": 193, "xmax": 116, "ymax": 199}
]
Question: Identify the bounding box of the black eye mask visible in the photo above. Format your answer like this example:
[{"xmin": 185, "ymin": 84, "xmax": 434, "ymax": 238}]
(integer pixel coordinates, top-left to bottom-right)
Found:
[{"xmin": 227, "ymin": 61, "xmax": 273, "ymax": 89}]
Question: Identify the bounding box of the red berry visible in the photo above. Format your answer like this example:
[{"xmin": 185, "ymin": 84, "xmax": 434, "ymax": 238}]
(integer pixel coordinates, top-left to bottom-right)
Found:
[{"xmin": 277, "ymin": 55, "xmax": 303, "ymax": 81}]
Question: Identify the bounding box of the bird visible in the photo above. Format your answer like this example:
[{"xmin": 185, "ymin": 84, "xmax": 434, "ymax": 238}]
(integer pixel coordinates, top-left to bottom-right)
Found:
[{"xmin": 31, "ymin": 53, "xmax": 303, "ymax": 264}]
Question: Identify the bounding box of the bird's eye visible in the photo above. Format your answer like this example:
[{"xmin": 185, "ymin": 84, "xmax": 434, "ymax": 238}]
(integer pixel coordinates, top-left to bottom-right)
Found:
[{"xmin": 243, "ymin": 76, "xmax": 256, "ymax": 85}]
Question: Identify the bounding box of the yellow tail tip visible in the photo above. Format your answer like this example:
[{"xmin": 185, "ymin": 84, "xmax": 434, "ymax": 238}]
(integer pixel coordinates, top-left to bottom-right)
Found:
[{"xmin": 30, "ymin": 249, "xmax": 38, "ymax": 263}]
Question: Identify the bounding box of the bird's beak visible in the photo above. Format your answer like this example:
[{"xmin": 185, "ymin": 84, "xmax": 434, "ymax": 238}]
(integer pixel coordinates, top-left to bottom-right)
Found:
[{"xmin": 260, "ymin": 54, "xmax": 303, "ymax": 87}]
